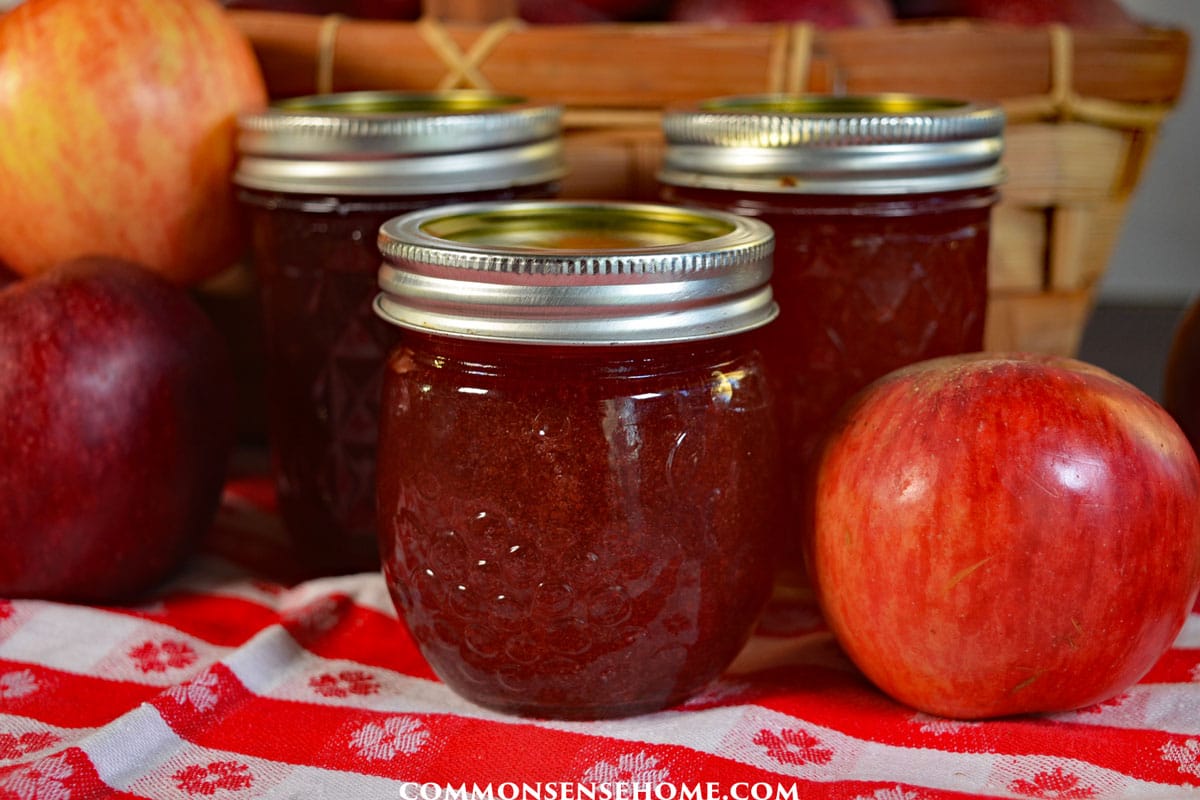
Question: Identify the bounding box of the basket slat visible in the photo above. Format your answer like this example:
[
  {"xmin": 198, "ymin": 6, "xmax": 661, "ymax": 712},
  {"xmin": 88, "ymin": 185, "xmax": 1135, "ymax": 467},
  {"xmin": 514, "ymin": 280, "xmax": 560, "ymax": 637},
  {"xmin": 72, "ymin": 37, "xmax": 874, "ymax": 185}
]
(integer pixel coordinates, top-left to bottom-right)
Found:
[
  {"xmin": 1050, "ymin": 200, "xmax": 1130, "ymax": 292},
  {"xmin": 228, "ymin": 11, "xmax": 1190, "ymax": 355},
  {"xmin": 1002, "ymin": 123, "xmax": 1131, "ymax": 205},
  {"xmin": 820, "ymin": 23, "xmax": 1187, "ymax": 105},
  {"xmin": 989, "ymin": 205, "xmax": 1048, "ymax": 293},
  {"xmin": 986, "ymin": 290, "xmax": 1095, "ymax": 355},
  {"xmin": 229, "ymin": 12, "xmax": 1187, "ymax": 106}
]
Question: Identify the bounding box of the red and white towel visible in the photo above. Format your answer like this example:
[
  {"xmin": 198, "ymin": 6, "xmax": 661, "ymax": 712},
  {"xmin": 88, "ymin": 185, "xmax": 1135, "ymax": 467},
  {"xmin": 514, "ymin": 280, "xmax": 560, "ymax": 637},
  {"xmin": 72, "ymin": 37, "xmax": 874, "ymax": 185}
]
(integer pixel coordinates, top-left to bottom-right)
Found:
[{"xmin": 1, "ymin": 479, "xmax": 1198, "ymax": 799}]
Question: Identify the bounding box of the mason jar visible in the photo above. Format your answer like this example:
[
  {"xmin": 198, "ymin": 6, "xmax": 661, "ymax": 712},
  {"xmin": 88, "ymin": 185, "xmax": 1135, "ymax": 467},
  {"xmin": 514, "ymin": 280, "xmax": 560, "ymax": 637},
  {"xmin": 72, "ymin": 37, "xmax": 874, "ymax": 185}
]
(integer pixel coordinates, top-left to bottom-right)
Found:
[
  {"xmin": 374, "ymin": 201, "xmax": 780, "ymax": 719},
  {"xmin": 234, "ymin": 91, "xmax": 564, "ymax": 576},
  {"xmin": 659, "ymin": 94, "xmax": 1005, "ymax": 585}
]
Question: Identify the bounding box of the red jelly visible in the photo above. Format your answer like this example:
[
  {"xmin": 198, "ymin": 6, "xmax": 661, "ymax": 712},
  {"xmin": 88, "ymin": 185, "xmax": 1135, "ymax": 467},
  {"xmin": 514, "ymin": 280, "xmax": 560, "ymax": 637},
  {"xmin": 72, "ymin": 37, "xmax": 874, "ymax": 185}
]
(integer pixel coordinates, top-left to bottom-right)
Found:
[
  {"xmin": 374, "ymin": 201, "xmax": 780, "ymax": 719},
  {"xmin": 660, "ymin": 95, "xmax": 1004, "ymax": 582},
  {"xmin": 234, "ymin": 91, "xmax": 563, "ymax": 575}
]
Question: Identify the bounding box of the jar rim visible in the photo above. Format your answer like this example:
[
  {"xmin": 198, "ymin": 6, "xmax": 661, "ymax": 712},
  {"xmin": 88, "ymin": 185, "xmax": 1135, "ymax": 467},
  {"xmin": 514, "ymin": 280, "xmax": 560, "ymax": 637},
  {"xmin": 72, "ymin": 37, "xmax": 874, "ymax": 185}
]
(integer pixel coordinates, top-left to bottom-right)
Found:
[
  {"xmin": 660, "ymin": 92, "xmax": 1005, "ymax": 195},
  {"xmin": 375, "ymin": 200, "xmax": 778, "ymax": 345},
  {"xmin": 234, "ymin": 90, "xmax": 565, "ymax": 195}
]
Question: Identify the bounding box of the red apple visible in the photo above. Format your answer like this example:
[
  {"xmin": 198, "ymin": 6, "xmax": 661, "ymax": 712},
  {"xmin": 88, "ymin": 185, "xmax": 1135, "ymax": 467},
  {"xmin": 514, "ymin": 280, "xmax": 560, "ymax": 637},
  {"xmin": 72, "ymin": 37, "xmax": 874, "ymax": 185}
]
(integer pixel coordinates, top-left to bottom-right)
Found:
[
  {"xmin": 0, "ymin": 257, "xmax": 236, "ymax": 602},
  {"xmin": 347, "ymin": 0, "xmax": 421, "ymax": 18},
  {"xmin": 809, "ymin": 353, "xmax": 1200, "ymax": 719},
  {"xmin": 894, "ymin": 0, "xmax": 1139, "ymax": 28},
  {"xmin": 571, "ymin": 0, "xmax": 670, "ymax": 20},
  {"xmin": 669, "ymin": 0, "xmax": 894, "ymax": 26},
  {"xmin": 0, "ymin": 0, "xmax": 268, "ymax": 286},
  {"xmin": 222, "ymin": 0, "xmax": 346, "ymax": 12},
  {"xmin": 517, "ymin": 0, "xmax": 669, "ymax": 22},
  {"xmin": 1165, "ymin": 298, "xmax": 1200, "ymax": 454},
  {"xmin": 225, "ymin": 0, "xmax": 421, "ymax": 19},
  {"xmin": 518, "ymin": 0, "xmax": 612, "ymax": 23},
  {"xmin": 889, "ymin": 0, "xmax": 960, "ymax": 18}
]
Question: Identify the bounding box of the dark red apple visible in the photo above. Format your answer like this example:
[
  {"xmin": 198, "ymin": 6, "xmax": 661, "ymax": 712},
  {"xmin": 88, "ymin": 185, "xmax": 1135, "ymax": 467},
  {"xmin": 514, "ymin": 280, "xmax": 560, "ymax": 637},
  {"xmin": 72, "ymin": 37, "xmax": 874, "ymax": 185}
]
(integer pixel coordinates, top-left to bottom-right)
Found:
[
  {"xmin": 222, "ymin": 0, "xmax": 347, "ymax": 12},
  {"xmin": 810, "ymin": 353, "xmax": 1200, "ymax": 719},
  {"xmin": 517, "ymin": 0, "xmax": 612, "ymax": 23},
  {"xmin": 669, "ymin": 0, "xmax": 894, "ymax": 26},
  {"xmin": 1164, "ymin": 298, "xmax": 1200, "ymax": 454},
  {"xmin": 0, "ymin": 257, "xmax": 236, "ymax": 602},
  {"xmin": 517, "ymin": 0, "xmax": 669, "ymax": 22},
  {"xmin": 347, "ymin": 0, "xmax": 420, "ymax": 18},
  {"xmin": 226, "ymin": 0, "xmax": 421, "ymax": 19},
  {"xmin": 573, "ymin": 0, "xmax": 670, "ymax": 19},
  {"xmin": 889, "ymin": 0, "xmax": 960, "ymax": 18},
  {"xmin": 894, "ymin": 0, "xmax": 1139, "ymax": 28}
]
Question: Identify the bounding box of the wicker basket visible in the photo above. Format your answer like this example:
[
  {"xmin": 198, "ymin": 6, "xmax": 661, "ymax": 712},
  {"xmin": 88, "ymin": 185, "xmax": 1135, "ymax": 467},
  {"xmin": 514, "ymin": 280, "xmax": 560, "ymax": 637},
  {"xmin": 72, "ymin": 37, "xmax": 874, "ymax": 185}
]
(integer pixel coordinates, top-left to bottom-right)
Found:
[{"xmin": 229, "ymin": 5, "xmax": 1190, "ymax": 355}]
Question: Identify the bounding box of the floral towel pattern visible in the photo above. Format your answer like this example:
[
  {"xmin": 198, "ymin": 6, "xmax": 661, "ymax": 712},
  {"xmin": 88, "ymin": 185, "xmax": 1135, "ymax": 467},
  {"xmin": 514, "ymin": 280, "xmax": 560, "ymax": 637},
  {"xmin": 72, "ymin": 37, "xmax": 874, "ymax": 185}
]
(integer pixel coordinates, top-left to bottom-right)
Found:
[{"xmin": 0, "ymin": 480, "xmax": 1198, "ymax": 799}]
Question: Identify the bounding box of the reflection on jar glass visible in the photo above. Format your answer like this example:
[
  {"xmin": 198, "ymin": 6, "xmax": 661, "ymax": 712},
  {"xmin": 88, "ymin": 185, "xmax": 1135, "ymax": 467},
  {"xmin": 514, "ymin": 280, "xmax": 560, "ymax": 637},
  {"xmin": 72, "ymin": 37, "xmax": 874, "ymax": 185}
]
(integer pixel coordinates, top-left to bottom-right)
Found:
[
  {"xmin": 234, "ymin": 91, "xmax": 564, "ymax": 576},
  {"xmin": 660, "ymin": 94, "xmax": 1004, "ymax": 586},
  {"xmin": 374, "ymin": 201, "xmax": 781, "ymax": 719}
]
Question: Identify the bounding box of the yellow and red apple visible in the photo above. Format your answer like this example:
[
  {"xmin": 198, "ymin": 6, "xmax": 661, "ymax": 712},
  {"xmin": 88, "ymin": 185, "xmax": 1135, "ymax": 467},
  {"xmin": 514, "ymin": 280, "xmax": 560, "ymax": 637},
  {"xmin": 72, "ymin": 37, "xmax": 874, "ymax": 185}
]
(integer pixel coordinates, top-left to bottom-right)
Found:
[{"xmin": 0, "ymin": 0, "xmax": 267, "ymax": 285}]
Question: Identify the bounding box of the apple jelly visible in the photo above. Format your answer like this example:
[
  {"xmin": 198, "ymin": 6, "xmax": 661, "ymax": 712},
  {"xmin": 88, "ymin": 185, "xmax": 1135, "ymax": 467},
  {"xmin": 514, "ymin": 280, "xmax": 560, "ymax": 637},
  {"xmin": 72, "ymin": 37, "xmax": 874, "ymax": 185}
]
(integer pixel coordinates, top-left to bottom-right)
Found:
[
  {"xmin": 660, "ymin": 94, "xmax": 1004, "ymax": 583},
  {"xmin": 374, "ymin": 201, "xmax": 780, "ymax": 719},
  {"xmin": 234, "ymin": 91, "xmax": 564, "ymax": 576}
]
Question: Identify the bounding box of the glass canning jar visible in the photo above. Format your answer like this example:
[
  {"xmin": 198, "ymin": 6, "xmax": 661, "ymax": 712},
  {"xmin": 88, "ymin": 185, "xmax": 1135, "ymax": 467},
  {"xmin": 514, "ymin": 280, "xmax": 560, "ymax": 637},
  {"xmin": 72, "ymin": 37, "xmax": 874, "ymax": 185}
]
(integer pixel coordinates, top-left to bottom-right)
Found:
[
  {"xmin": 659, "ymin": 94, "xmax": 1005, "ymax": 585},
  {"xmin": 234, "ymin": 91, "xmax": 564, "ymax": 576},
  {"xmin": 374, "ymin": 201, "xmax": 780, "ymax": 719}
]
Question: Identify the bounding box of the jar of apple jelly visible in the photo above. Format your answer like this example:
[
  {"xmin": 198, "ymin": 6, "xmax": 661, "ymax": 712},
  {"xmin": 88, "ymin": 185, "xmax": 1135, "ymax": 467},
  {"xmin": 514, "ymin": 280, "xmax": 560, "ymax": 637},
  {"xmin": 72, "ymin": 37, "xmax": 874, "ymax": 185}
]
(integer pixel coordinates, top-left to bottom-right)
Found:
[
  {"xmin": 660, "ymin": 94, "xmax": 1004, "ymax": 585},
  {"xmin": 234, "ymin": 91, "xmax": 564, "ymax": 576},
  {"xmin": 375, "ymin": 200, "xmax": 780, "ymax": 719}
]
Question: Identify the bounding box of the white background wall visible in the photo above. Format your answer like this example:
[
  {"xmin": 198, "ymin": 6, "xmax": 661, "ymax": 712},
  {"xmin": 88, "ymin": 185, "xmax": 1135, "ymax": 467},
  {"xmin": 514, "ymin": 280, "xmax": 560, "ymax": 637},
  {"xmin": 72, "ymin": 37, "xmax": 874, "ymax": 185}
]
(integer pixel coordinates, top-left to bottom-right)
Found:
[{"xmin": 1105, "ymin": 0, "xmax": 1200, "ymax": 302}]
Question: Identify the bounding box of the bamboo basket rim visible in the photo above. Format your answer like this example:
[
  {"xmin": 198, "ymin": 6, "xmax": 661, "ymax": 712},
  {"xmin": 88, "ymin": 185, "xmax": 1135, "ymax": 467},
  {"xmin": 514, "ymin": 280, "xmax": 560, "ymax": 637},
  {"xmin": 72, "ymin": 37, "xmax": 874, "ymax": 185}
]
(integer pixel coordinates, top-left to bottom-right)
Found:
[
  {"xmin": 231, "ymin": 10, "xmax": 1189, "ymax": 133},
  {"xmin": 225, "ymin": 9, "xmax": 1192, "ymax": 356}
]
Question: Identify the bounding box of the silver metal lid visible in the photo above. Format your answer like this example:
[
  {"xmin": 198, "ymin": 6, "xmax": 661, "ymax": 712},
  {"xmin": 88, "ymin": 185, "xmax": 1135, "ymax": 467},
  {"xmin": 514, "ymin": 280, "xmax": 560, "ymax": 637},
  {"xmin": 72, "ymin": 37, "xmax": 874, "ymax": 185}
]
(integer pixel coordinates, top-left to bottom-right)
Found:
[
  {"xmin": 660, "ymin": 94, "xmax": 1005, "ymax": 195},
  {"xmin": 234, "ymin": 90, "xmax": 566, "ymax": 195},
  {"xmin": 375, "ymin": 200, "xmax": 778, "ymax": 345}
]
